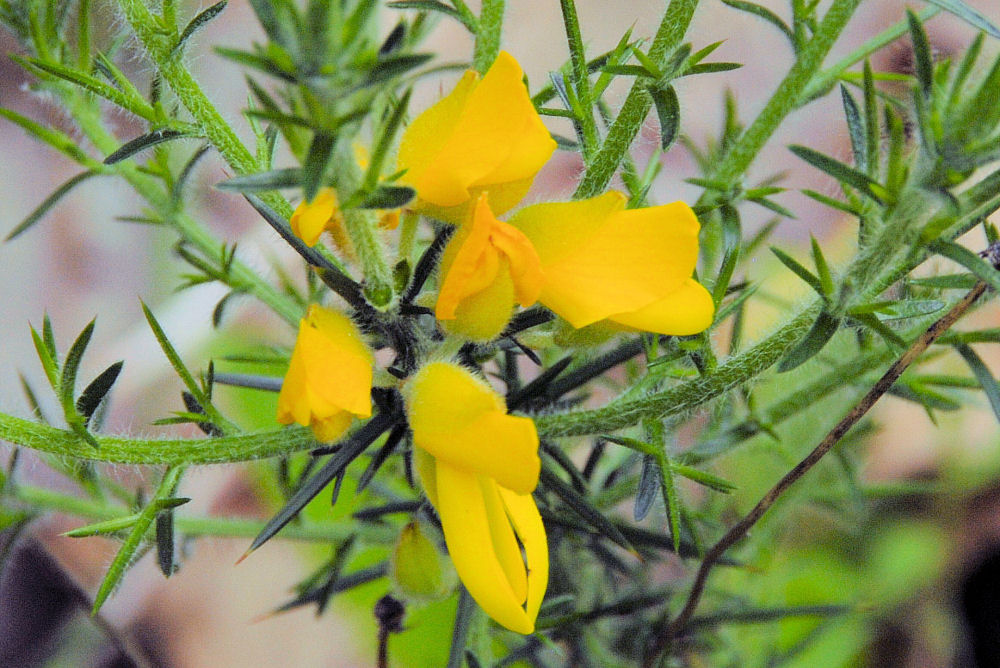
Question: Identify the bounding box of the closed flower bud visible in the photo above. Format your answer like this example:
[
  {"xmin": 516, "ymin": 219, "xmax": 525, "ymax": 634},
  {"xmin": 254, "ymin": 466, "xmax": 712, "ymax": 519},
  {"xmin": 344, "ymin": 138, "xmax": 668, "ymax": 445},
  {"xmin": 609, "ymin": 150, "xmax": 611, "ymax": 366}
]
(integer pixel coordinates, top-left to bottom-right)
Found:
[
  {"xmin": 276, "ymin": 304, "xmax": 373, "ymax": 442},
  {"xmin": 390, "ymin": 522, "xmax": 456, "ymax": 601}
]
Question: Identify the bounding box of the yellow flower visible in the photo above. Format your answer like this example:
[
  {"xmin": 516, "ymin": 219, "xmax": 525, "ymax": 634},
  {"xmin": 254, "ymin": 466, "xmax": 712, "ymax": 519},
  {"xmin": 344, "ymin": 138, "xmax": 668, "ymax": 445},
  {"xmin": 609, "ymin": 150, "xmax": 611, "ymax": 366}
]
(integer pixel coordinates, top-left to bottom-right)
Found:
[
  {"xmin": 276, "ymin": 304, "xmax": 373, "ymax": 441},
  {"xmin": 397, "ymin": 51, "xmax": 556, "ymax": 224},
  {"xmin": 436, "ymin": 193, "xmax": 544, "ymax": 341},
  {"xmin": 406, "ymin": 362, "xmax": 547, "ymax": 634},
  {"xmin": 289, "ymin": 187, "xmax": 398, "ymax": 250},
  {"xmin": 510, "ymin": 191, "xmax": 716, "ymax": 335}
]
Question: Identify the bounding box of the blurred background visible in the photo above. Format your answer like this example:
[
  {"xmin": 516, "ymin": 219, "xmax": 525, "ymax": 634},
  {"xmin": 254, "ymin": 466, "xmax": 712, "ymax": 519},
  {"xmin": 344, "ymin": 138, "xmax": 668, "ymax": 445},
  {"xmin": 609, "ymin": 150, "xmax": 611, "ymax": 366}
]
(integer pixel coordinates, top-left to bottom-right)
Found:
[{"xmin": 2, "ymin": 1, "xmax": 1000, "ymax": 666}]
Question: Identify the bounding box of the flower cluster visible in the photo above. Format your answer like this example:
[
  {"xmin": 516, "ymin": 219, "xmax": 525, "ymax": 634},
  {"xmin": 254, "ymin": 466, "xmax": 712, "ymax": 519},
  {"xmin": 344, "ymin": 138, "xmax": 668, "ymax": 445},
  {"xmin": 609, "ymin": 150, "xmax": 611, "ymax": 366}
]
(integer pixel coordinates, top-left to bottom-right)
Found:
[{"xmin": 277, "ymin": 51, "xmax": 714, "ymax": 634}]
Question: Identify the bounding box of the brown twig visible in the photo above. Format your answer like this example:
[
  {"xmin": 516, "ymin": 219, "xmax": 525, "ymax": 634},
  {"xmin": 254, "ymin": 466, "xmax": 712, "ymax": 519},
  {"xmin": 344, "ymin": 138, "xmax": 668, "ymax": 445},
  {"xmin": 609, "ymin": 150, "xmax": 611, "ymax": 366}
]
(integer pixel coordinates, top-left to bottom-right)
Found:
[{"xmin": 643, "ymin": 278, "xmax": 990, "ymax": 666}]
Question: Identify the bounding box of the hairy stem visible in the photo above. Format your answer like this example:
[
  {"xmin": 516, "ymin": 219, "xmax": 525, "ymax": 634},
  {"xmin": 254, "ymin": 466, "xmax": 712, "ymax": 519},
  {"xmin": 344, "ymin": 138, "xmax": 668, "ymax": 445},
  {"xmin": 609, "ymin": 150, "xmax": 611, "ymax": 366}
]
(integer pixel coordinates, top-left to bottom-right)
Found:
[
  {"xmin": 0, "ymin": 413, "xmax": 317, "ymax": 465},
  {"xmin": 644, "ymin": 279, "xmax": 989, "ymax": 664}
]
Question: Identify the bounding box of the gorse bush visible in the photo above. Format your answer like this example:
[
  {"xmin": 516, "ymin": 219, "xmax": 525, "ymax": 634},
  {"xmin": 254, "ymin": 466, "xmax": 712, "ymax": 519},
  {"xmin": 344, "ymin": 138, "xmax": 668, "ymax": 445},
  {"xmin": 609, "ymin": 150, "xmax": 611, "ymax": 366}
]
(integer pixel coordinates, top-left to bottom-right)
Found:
[{"xmin": 2, "ymin": 0, "xmax": 1000, "ymax": 665}]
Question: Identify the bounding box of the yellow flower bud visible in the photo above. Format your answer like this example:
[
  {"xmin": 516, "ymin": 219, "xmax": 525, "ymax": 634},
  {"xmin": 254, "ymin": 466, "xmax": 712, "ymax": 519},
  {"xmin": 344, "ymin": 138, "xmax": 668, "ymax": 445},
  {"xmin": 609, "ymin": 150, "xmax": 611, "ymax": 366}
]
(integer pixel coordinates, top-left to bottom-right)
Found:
[
  {"xmin": 276, "ymin": 304, "xmax": 373, "ymax": 442},
  {"xmin": 390, "ymin": 522, "xmax": 456, "ymax": 601},
  {"xmin": 398, "ymin": 52, "xmax": 556, "ymax": 224},
  {"xmin": 405, "ymin": 361, "xmax": 547, "ymax": 634}
]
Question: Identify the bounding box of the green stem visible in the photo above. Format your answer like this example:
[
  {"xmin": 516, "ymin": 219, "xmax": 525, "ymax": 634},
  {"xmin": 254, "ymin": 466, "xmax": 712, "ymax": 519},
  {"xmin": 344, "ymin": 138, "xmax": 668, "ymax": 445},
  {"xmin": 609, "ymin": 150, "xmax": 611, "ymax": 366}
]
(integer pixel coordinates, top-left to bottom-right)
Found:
[
  {"xmin": 534, "ymin": 307, "xmax": 817, "ymax": 438},
  {"xmin": 64, "ymin": 91, "xmax": 301, "ymax": 325},
  {"xmin": 560, "ymin": 0, "xmax": 600, "ymax": 159},
  {"xmin": 12, "ymin": 484, "xmax": 395, "ymax": 542},
  {"xmin": 473, "ymin": 0, "xmax": 505, "ymax": 73},
  {"xmin": 573, "ymin": 0, "xmax": 699, "ymax": 199},
  {"xmin": 331, "ymin": 145, "xmax": 394, "ymax": 306},
  {"xmin": 115, "ymin": 0, "xmax": 292, "ymax": 220},
  {"xmin": 0, "ymin": 412, "xmax": 316, "ymax": 464},
  {"xmin": 800, "ymin": 6, "xmax": 940, "ymax": 103},
  {"xmin": 710, "ymin": 0, "xmax": 863, "ymax": 186}
]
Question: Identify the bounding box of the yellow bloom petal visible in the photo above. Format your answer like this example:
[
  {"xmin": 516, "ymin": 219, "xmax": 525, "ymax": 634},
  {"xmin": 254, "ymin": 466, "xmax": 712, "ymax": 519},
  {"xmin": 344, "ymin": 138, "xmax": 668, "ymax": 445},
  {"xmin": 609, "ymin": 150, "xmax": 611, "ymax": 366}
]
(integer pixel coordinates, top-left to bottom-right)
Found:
[
  {"xmin": 435, "ymin": 195, "xmax": 543, "ymax": 340},
  {"xmin": 290, "ymin": 188, "xmax": 342, "ymax": 247},
  {"xmin": 435, "ymin": 460, "xmax": 534, "ymax": 634},
  {"xmin": 398, "ymin": 52, "xmax": 556, "ymax": 222},
  {"xmin": 413, "ymin": 446, "xmax": 439, "ymax": 508},
  {"xmin": 276, "ymin": 305, "xmax": 374, "ymax": 441},
  {"xmin": 482, "ymin": 476, "xmax": 529, "ymax": 604},
  {"xmin": 406, "ymin": 361, "xmax": 540, "ymax": 494},
  {"xmin": 511, "ymin": 194, "xmax": 711, "ymax": 332},
  {"xmin": 497, "ymin": 486, "xmax": 548, "ymax": 625},
  {"xmin": 608, "ymin": 278, "xmax": 716, "ymax": 335}
]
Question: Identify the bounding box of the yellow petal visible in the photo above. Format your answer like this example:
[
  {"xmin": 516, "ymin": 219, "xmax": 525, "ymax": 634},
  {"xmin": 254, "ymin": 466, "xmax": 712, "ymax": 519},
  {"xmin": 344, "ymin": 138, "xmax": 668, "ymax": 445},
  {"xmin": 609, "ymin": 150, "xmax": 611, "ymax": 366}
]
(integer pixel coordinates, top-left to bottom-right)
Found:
[
  {"xmin": 436, "ymin": 461, "xmax": 534, "ymax": 634},
  {"xmin": 513, "ymin": 196, "xmax": 702, "ymax": 328},
  {"xmin": 436, "ymin": 202, "xmax": 503, "ymax": 320},
  {"xmin": 399, "ymin": 52, "xmax": 555, "ymax": 212},
  {"xmin": 609, "ymin": 278, "xmax": 716, "ymax": 335},
  {"xmin": 406, "ymin": 362, "xmax": 540, "ymax": 494},
  {"xmin": 435, "ymin": 196, "xmax": 542, "ymax": 340},
  {"xmin": 299, "ymin": 305, "xmax": 374, "ymax": 416},
  {"xmin": 310, "ymin": 412, "xmax": 353, "ymax": 442},
  {"xmin": 481, "ymin": 477, "xmax": 528, "ymax": 604},
  {"xmin": 290, "ymin": 189, "xmax": 339, "ymax": 247},
  {"xmin": 441, "ymin": 258, "xmax": 516, "ymax": 341},
  {"xmin": 275, "ymin": 305, "xmax": 374, "ymax": 440},
  {"xmin": 397, "ymin": 70, "xmax": 479, "ymax": 194},
  {"xmin": 413, "ymin": 446, "xmax": 439, "ymax": 508},
  {"xmin": 498, "ymin": 486, "xmax": 548, "ymax": 626}
]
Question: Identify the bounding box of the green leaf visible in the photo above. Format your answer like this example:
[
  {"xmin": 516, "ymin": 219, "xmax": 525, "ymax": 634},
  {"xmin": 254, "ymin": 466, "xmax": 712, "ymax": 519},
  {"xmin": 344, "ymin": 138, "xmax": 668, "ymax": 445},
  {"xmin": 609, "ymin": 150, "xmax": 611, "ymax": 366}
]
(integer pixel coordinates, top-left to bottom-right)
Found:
[
  {"xmin": 16, "ymin": 56, "xmax": 156, "ymax": 121},
  {"xmin": 174, "ymin": 0, "xmax": 228, "ymax": 54},
  {"xmin": 92, "ymin": 466, "xmax": 185, "ymax": 614},
  {"xmin": 801, "ymin": 189, "xmax": 860, "ymax": 216},
  {"xmin": 633, "ymin": 455, "xmax": 658, "ymax": 521},
  {"xmin": 685, "ymin": 62, "xmax": 742, "ymax": 75},
  {"xmin": 217, "ymin": 168, "xmax": 302, "ymax": 192},
  {"xmin": 362, "ymin": 89, "xmax": 411, "ymax": 192},
  {"xmin": 5, "ymin": 170, "xmax": 98, "ymax": 242},
  {"xmin": 840, "ymin": 85, "xmax": 867, "ymax": 173},
  {"xmin": 850, "ymin": 299, "xmax": 945, "ymax": 321},
  {"xmin": 955, "ymin": 343, "xmax": 1000, "ymax": 424},
  {"xmin": 243, "ymin": 413, "xmax": 396, "ymax": 558},
  {"xmin": 63, "ymin": 514, "xmax": 141, "ymax": 538},
  {"xmin": 863, "ymin": 62, "xmax": 878, "ymax": 178},
  {"xmin": 648, "ymin": 85, "xmax": 679, "ymax": 150},
  {"xmin": 670, "ymin": 462, "xmax": 736, "ymax": 493},
  {"xmin": 770, "ymin": 247, "xmax": 824, "ymax": 297},
  {"xmin": 59, "ymin": 319, "xmax": 95, "ymax": 411},
  {"xmin": 156, "ymin": 508, "xmax": 177, "ymax": 576},
  {"xmin": 929, "ymin": 240, "xmax": 1000, "ymax": 295},
  {"xmin": 924, "ymin": 0, "xmax": 1000, "ymax": 38},
  {"xmin": 357, "ymin": 185, "xmax": 415, "ymax": 209},
  {"xmin": 789, "ymin": 144, "xmax": 888, "ymax": 204},
  {"xmin": 0, "ymin": 108, "xmax": 94, "ymax": 165},
  {"xmin": 910, "ymin": 273, "xmax": 978, "ymax": 289},
  {"xmin": 104, "ymin": 128, "xmax": 197, "ymax": 165},
  {"xmin": 387, "ymin": 0, "xmax": 477, "ymax": 32},
  {"xmin": 778, "ymin": 311, "xmax": 841, "ymax": 372},
  {"xmin": 810, "ymin": 236, "xmax": 835, "ymax": 297},
  {"xmin": 539, "ymin": 468, "xmax": 634, "ymax": 553},
  {"xmin": 301, "ymin": 132, "xmax": 335, "ymax": 203},
  {"xmin": 906, "ymin": 10, "xmax": 934, "ymax": 97},
  {"xmin": 721, "ymin": 1, "xmax": 794, "ymax": 47},
  {"xmin": 365, "ymin": 53, "xmax": 434, "ymax": 85},
  {"xmin": 140, "ymin": 303, "xmax": 232, "ymax": 434},
  {"xmin": 849, "ymin": 312, "xmax": 906, "ymax": 349},
  {"xmin": 75, "ymin": 361, "xmax": 124, "ymax": 425}
]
